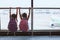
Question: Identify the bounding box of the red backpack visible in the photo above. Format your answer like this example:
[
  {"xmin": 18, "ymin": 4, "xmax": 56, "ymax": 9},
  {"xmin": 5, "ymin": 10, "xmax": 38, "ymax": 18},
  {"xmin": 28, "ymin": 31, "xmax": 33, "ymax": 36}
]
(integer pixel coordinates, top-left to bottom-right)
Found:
[{"xmin": 19, "ymin": 19, "xmax": 28, "ymax": 32}]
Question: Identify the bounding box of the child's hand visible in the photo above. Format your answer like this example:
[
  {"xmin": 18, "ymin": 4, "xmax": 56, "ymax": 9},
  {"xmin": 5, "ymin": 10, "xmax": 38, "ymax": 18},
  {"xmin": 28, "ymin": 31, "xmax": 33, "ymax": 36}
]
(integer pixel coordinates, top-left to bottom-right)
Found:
[
  {"xmin": 9, "ymin": 7, "xmax": 12, "ymax": 9},
  {"xmin": 29, "ymin": 7, "xmax": 31, "ymax": 9},
  {"xmin": 16, "ymin": 7, "xmax": 20, "ymax": 9}
]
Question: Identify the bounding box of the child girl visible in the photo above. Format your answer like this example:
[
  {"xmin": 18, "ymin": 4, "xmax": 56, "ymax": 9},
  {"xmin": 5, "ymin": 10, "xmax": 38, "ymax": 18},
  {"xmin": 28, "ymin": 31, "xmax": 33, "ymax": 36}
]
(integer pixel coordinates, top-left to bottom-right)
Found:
[
  {"xmin": 19, "ymin": 8, "xmax": 30, "ymax": 32},
  {"xmin": 8, "ymin": 7, "xmax": 18, "ymax": 32}
]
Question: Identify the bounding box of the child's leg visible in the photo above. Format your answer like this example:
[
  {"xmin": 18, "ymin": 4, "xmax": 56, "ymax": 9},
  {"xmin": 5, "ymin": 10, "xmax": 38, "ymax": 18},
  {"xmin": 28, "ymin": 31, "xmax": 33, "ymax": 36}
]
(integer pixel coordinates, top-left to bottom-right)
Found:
[
  {"xmin": 7, "ymin": 31, "xmax": 9, "ymax": 36},
  {"xmin": 14, "ymin": 32, "xmax": 15, "ymax": 36}
]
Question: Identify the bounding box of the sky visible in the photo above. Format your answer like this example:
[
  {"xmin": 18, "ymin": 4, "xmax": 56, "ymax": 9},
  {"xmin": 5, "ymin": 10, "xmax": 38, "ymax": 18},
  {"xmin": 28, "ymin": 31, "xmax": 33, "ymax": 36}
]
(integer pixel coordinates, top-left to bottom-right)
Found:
[
  {"xmin": 0, "ymin": 0, "xmax": 60, "ymax": 7},
  {"xmin": 34, "ymin": 0, "xmax": 60, "ymax": 7},
  {"xmin": 0, "ymin": 0, "xmax": 60, "ymax": 30},
  {"xmin": 0, "ymin": 0, "xmax": 31, "ymax": 7}
]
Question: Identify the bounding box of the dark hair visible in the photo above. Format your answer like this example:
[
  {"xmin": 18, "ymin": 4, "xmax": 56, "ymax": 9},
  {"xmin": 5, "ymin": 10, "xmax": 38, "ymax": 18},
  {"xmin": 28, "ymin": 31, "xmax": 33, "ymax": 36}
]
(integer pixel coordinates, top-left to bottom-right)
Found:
[
  {"xmin": 11, "ymin": 14, "xmax": 17, "ymax": 19},
  {"xmin": 22, "ymin": 13, "xmax": 27, "ymax": 18}
]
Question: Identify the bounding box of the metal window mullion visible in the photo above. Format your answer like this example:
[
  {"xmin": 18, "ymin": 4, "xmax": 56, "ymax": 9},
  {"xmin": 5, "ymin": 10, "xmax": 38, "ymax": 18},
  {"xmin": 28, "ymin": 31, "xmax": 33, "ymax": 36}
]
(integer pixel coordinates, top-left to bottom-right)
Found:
[
  {"xmin": 0, "ymin": 14, "xmax": 1, "ymax": 30},
  {"xmin": 1, "ymin": 7, "xmax": 60, "ymax": 9},
  {"xmin": 31, "ymin": 0, "xmax": 33, "ymax": 36}
]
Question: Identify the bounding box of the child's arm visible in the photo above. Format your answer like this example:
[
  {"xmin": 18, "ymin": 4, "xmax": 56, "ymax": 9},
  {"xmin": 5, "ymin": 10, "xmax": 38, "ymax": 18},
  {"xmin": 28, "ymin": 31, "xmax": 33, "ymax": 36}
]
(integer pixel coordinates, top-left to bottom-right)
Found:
[
  {"xmin": 9, "ymin": 7, "xmax": 11, "ymax": 19},
  {"xmin": 16, "ymin": 8, "xmax": 18, "ymax": 19},
  {"xmin": 27, "ymin": 8, "xmax": 30, "ymax": 20},
  {"xmin": 19, "ymin": 8, "xmax": 22, "ymax": 19}
]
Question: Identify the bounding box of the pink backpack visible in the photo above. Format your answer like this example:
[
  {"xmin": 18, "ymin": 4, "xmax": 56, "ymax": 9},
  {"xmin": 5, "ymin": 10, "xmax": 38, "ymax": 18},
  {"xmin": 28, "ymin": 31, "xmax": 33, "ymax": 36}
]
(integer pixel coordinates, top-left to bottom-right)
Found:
[
  {"xmin": 19, "ymin": 19, "xmax": 28, "ymax": 32},
  {"xmin": 8, "ymin": 18, "xmax": 17, "ymax": 32}
]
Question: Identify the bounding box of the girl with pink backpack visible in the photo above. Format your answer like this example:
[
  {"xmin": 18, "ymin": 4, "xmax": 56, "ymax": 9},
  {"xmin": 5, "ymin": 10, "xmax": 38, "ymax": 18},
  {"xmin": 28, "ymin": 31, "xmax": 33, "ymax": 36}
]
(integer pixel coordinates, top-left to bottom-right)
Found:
[{"xmin": 19, "ymin": 8, "xmax": 30, "ymax": 32}]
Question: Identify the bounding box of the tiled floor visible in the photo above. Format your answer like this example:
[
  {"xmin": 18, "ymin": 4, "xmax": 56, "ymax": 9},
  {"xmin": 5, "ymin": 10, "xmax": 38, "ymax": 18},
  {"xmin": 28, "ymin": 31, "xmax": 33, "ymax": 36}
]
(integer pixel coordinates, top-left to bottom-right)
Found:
[{"xmin": 0, "ymin": 36, "xmax": 60, "ymax": 40}]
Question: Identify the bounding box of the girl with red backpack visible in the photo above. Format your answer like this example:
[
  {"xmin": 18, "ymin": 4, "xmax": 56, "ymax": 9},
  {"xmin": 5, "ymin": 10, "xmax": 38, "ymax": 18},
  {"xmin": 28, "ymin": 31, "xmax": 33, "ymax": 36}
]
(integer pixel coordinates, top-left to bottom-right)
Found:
[{"xmin": 19, "ymin": 8, "xmax": 30, "ymax": 32}]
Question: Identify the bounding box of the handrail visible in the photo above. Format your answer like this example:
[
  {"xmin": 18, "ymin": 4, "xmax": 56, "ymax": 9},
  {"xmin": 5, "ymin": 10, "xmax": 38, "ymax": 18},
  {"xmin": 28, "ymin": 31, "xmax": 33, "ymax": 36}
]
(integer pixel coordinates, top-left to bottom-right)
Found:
[
  {"xmin": 0, "ymin": 7, "xmax": 31, "ymax": 9},
  {"xmin": 0, "ymin": 7, "xmax": 60, "ymax": 9},
  {"xmin": 34, "ymin": 7, "xmax": 60, "ymax": 9}
]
